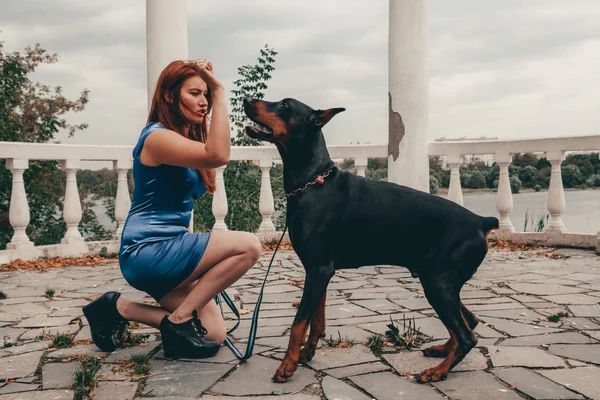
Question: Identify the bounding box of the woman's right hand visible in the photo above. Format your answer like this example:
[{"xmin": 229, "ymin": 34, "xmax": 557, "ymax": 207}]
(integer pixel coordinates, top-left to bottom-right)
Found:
[{"xmin": 191, "ymin": 59, "xmax": 223, "ymax": 91}]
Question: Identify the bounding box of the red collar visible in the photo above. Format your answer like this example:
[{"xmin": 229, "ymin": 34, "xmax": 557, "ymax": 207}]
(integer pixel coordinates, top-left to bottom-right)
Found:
[{"xmin": 285, "ymin": 169, "xmax": 333, "ymax": 199}]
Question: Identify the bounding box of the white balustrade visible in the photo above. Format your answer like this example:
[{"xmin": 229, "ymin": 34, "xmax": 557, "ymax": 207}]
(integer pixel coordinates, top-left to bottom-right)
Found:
[
  {"xmin": 495, "ymin": 153, "xmax": 515, "ymax": 232},
  {"xmin": 257, "ymin": 159, "xmax": 276, "ymax": 238},
  {"xmin": 355, "ymin": 157, "xmax": 368, "ymax": 177},
  {"xmin": 0, "ymin": 136, "xmax": 599, "ymax": 263},
  {"xmin": 446, "ymin": 155, "xmax": 463, "ymax": 206},
  {"xmin": 212, "ymin": 166, "xmax": 228, "ymax": 231},
  {"xmin": 114, "ymin": 159, "xmax": 132, "ymax": 238},
  {"xmin": 6, "ymin": 159, "xmax": 34, "ymax": 251},
  {"xmin": 546, "ymin": 151, "xmax": 567, "ymax": 233}
]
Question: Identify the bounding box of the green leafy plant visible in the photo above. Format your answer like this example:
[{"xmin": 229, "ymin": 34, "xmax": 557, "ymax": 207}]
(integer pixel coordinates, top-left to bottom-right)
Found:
[
  {"xmin": 385, "ymin": 315, "xmax": 426, "ymax": 350},
  {"xmin": 366, "ymin": 333, "xmax": 384, "ymax": 356},
  {"xmin": 322, "ymin": 331, "xmax": 358, "ymax": 348},
  {"xmin": 72, "ymin": 356, "xmax": 101, "ymax": 400},
  {"xmin": 128, "ymin": 353, "xmax": 152, "ymax": 376},
  {"xmin": 0, "ymin": 291, "xmax": 6, "ymax": 299},
  {"xmin": 52, "ymin": 333, "xmax": 73, "ymax": 348},
  {"xmin": 547, "ymin": 311, "xmax": 569, "ymax": 323},
  {"xmin": 45, "ymin": 288, "xmax": 56, "ymax": 297}
]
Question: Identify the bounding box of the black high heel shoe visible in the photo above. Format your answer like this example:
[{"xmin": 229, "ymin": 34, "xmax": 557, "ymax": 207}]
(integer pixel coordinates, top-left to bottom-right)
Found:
[
  {"xmin": 82, "ymin": 291, "xmax": 128, "ymax": 352},
  {"xmin": 160, "ymin": 310, "xmax": 220, "ymax": 359}
]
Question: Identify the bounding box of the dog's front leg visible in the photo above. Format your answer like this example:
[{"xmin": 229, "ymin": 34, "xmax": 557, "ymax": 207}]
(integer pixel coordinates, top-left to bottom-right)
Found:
[
  {"xmin": 273, "ymin": 264, "xmax": 334, "ymax": 383},
  {"xmin": 299, "ymin": 292, "xmax": 326, "ymax": 363}
]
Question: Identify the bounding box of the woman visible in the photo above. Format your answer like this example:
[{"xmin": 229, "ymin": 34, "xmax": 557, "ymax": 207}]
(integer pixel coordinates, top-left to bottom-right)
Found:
[{"xmin": 82, "ymin": 59, "xmax": 262, "ymax": 359}]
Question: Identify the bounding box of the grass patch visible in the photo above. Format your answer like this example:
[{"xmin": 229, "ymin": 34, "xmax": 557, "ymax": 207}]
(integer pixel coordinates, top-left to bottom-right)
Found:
[
  {"xmin": 322, "ymin": 331, "xmax": 358, "ymax": 349},
  {"xmin": 2, "ymin": 341, "xmax": 18, "ymax": 348},
  {"xmin": 45, "ymin": 288, "xmax": 56, "ymax": 297},
  {"xmin": 0, "ymin": 291, "xmax": 6, "ymax": 299},
  {"xmin": 127, "ymin": 353, "xmax": 152, "ymax": 376},
  {"xmin": 72, "ymin": 356, "xmax": 101, "ymax": 400},
  {"xmin": 122, "ymin": 333, "xmax": 149, "ymax": 347},
  {"xmin": 366, "ymin": 334, "xmax": 384, "ymax": 357},
  {"xmin": 547, "ymin": 311, "xmax": 569, "ymax": 323},
  {"xmin": 385, "ymin": 315, "xmax": 426, "ymax": 350},
  {"xmin": 52, "ymin": 333, "xmax": 74, "ymax": 348}
]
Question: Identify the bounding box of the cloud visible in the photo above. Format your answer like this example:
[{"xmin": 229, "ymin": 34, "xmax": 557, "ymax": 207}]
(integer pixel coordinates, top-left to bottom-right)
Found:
[{"xmin": 0, "ymin": 0, "xmax": 598, "ymax": 147}]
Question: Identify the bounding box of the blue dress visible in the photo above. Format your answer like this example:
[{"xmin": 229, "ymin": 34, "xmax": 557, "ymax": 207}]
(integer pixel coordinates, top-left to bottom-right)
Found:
[{"xmin": 119, "ymin": 122, "xmax": 211, "ymax": 301}]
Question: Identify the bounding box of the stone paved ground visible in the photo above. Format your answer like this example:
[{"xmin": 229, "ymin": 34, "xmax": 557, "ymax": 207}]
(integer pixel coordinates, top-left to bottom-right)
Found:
[{"xmin": 0, "ymin": 246, "xmax": 599, "ymax": 399}]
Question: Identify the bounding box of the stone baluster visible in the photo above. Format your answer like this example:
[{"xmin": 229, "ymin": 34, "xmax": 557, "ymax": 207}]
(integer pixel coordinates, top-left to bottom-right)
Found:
[
  {"xmin": 212, "ymin": 166, "xmax": 228, "ymax": 231},
  {"xmin": 257, "ymin": 159, "xmax": 276, "ymax": 238},
  {"xmin": 60, "ymin": 159, "xmax": 88, "ymax": 256},
  {"xmin": 546, "ymin": 151, "xmax": 567, "ymax": 233},
  {"xmin": 355, "ymin": 157, "xmax": 368, "ymax": 177},
  {"xmin": 113, "ymin": 160, "xmax": 132, "ymax": 238},
  {"xmin": 446, "ymin": 155, "xmax": 463, "ymax": 206},
  {"xmin": 496, "ymin": 153, "xmax": 514, "ymax": 232},
  {"xmin": 6, "ymin": 159, "xmax": 35, "ymax": 253}
]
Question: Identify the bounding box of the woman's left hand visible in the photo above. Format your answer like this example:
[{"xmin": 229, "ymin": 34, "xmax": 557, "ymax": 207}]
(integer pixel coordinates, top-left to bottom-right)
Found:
[{"xmin": 191, "ymin": 59, "xmax": 223, "ymax": 91}]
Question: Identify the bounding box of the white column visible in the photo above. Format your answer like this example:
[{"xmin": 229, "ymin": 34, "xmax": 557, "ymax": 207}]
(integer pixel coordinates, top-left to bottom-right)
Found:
[
  {"xmin": 113, "ymin": 160, "xmax": 132, "ymax": 239},
  {"xmin": 546, "ymin": 151, "xmax": 567, "ymax": 233},
  {"xmin": 447, "ymin": 155, "xmax": 463, "ymax": 206},
  {"xmin": 146, "ymin": 0, "xmax": 188, "ymax": 109},
  {"xmin": 355, "ymin": 157, "xmax": 368, "ymax": 177},
  {"xmin": 6, "ymin": 159, "xmax": 34, "ymax": 251},
  {"xmin": 257, "ymin": 159, "xmax": 276, "ymax": 238},
  {"xmin": 387, "ymin": 0, "xmax": 429, "ymax": 192},
  {"xmin": 212, "ymin": 166, "xmax": 228, "ymax": 231},
  {"xmin": 496, "ymin": 153, "xmax": 514, "ymax": 232}
]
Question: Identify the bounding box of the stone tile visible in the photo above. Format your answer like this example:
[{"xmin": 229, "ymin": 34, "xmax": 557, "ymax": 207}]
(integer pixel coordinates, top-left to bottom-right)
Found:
[
  {"xmin": 19, "ymin": 324, "xmax": 80, "ymax": 340},
  {"xmin": 42, "ymin": 362, "xmax": 79, "ymax": 389},
  {"xmin": 16, "ymin": 316, "xmax": 75, "ymax": 328},
  {"xmin": 383, "ymin": 348, "xmax": 488, "ymax": 374},
  {"xmin": 322, "ymin": 375, "xmax": 371, "ymax": 400},
  {"xmin": 432, "ymin": 371, "xmax": 523, "ymax": 400},
  {"xmin": 74, "ymin": 326, "xmax": 91, "ymax": 342},
  {"xmin": 0, "ymin": 389, "xmax": 74, "ymax": 400},
  {"xmin": 479, "ymin": 316, "xmax": 562, "ymax": 336},
  {"xmin": 350, "ymin": 371, "xmax": 445, "ymax": 400},
  {"xmin": 324, "ymin": 361, "xmax": 391, "ymax": 379},
  {"xmin": 0, "ymin": 341, "xmax": 49, "ymax": 357},
  {"xmin": 473, "ymin": 322, "xmax": 504, "ymax": 338},
  {"xmin": 542, "ymin": 294, "xmax": 600, "ymax": 304},
  {"xmin": 211, "ymin": 355, "xmax": 316, "ymax": 396},
  {"xmin": 103, "ymin": 341, "xmax": 160, "ymax": 363},
  {"xmin": 91, "ymin": 381, "xmax": 138, "ymax": 400},
  {"xmin": 325, "ymin": 303, "xmax": 374, "ymax": 319},
  {"xmin": 568, "ymin": 305, "xmax": 600, "ymax": 318},
  {"xmin": 96, "ymin": 364, "xmax": 131, "ymax": 381},
  {"xmin": 469, "ymin": 303, "xmax": 526, "ymax": 311},
  {"xmin": 563, "ymin": 317, "xmax": 600, "ymax": 330},
  {"xmin": 539, "ymin": 366, "xmax": 600, "ymax": 400},
  {"xmin": 548, "ymin": 344, "xmax": 600, "ymax": 365},
  {"xmin": 352, "ymin": 299, "xmax": 402, "ymax": 313},
  {"xmin": 46, "ymin": 344, "xmax": 107, "ymax": 359},
  {"xmin": 492, "ymin": 367, "xmax": 584, "ymax": 399},
  {"xmin": 50, "ymin": 307, "xmax": 84, "ymax": 318},
  {"xmin": 391, "ymin": 297, "xmax": 432, "ymax": 311},
  {"xmin": 488, "ymin": 346, "xmax": 566, "ymax": 368},
  {"xmin": 329, "ymin": 312, "xmax": 423, "ymax": 327},
  {"xmin": 507, "ymin": 283, "xmax": 585, "ymax": 295},
  {"xmin": 201, "ymin": 396, "xmax": 319, "ymax": 400},
  {"xmin": 0, "ymin": 383, "xmax": 40, "ymax": 395},
  {"xmin": 144, "ymin": 360, "xmax": 233, "ymax": 397},
  {"xmin": 321, "ymin": 326, "xmax": 372, "ymax": 344},
  {"xmin": 0, "ymin": 297, "xmax": 48, "ymax": 305},
  {"xmin": 499, "ymin": 332, "xmax": 597, "ymax": 346},
  {"xmin": 0, "ymin": 328, "xmax": 26, "ymax": 344},
  {"xmin": 476, "ymin": 309, "xmax": 544, "ymax": 321},
  {"xmin": 0, "ymin": 351, "xmax": 45, "ymax": 380}
]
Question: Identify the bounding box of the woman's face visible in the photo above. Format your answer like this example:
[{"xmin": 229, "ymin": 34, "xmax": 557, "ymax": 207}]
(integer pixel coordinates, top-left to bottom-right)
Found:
[{"xmin": 178, "ymin": 76, "xmax": 210, "ymax": 124}]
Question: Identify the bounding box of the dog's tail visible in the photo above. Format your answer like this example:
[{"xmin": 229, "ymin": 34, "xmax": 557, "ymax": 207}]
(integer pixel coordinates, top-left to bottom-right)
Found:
[{"xmin": 482, "ymin": 216, "xmax": 499, "ymax": 236}]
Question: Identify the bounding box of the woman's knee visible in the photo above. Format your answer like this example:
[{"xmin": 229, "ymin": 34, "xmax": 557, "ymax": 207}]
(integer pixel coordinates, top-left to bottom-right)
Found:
[{"xmin": 241, "ymin": 233, "xmax": 262, "ymax": 264}]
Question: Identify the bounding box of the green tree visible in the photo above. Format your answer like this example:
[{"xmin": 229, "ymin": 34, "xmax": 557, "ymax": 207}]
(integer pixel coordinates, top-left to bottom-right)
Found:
[
  {"xmin": 193, "ymin": 45, "xmax": 287, "ymax": 232},
  {"xmin": 561, "ymin": 164, "xmax": 583, "ymax": 188},
  {"xmin": 0, "ymin": 41, "xmax": 110, "ymax": 249}
]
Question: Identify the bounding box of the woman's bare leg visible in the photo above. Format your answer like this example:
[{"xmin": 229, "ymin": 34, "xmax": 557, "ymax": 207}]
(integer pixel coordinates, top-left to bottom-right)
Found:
[{"xmin": 115, "ymin": 231, "xmax": 261, "ymax": 341}]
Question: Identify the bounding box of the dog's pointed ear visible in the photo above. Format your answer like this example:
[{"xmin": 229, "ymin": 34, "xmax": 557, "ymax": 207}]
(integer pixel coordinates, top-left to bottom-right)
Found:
[{"xmin": 309, "ymin": 108, "xmax": 345, "ymax": 128}]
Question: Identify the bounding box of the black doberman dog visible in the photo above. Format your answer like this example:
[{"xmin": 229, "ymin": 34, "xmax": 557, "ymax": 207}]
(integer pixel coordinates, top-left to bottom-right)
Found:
[{"xmin": 243, "ymin": 97, "xmax": 499, "ymax": 383}]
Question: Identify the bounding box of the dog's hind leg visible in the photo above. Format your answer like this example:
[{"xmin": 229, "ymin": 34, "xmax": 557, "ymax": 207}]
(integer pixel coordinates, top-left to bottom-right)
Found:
[
  {"xmin": 417, "ymin": 277, "xmax": 477, "ymax": 383},
  {"xmin": 299, "ymin": 292, "xmax": 326, "ymax": 363},
  {"xmin": 273, "ymin": 264, "xmax": 334, "ymax": 383},
  {"xmin": 422, "ymin": 301, "xmax": 479, "ymax": 358}
]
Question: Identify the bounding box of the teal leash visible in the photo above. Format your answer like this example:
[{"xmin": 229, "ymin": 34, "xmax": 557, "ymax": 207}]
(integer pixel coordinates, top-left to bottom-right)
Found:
[{"xmin": 215, "ymin": 222, "xmax": 288, "ymax": 362}]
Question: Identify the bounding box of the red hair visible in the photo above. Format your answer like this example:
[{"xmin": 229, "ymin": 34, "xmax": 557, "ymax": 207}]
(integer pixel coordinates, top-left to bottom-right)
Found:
[{"xmin": 147, "ymin": 60, "xmax": 216, "ymax": 193}]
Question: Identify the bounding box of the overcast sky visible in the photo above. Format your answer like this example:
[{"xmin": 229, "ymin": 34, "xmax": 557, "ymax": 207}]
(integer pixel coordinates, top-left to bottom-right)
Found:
[{"xmin": 1, "ymin": 0, "xmax": 599, "ymax": 147}]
